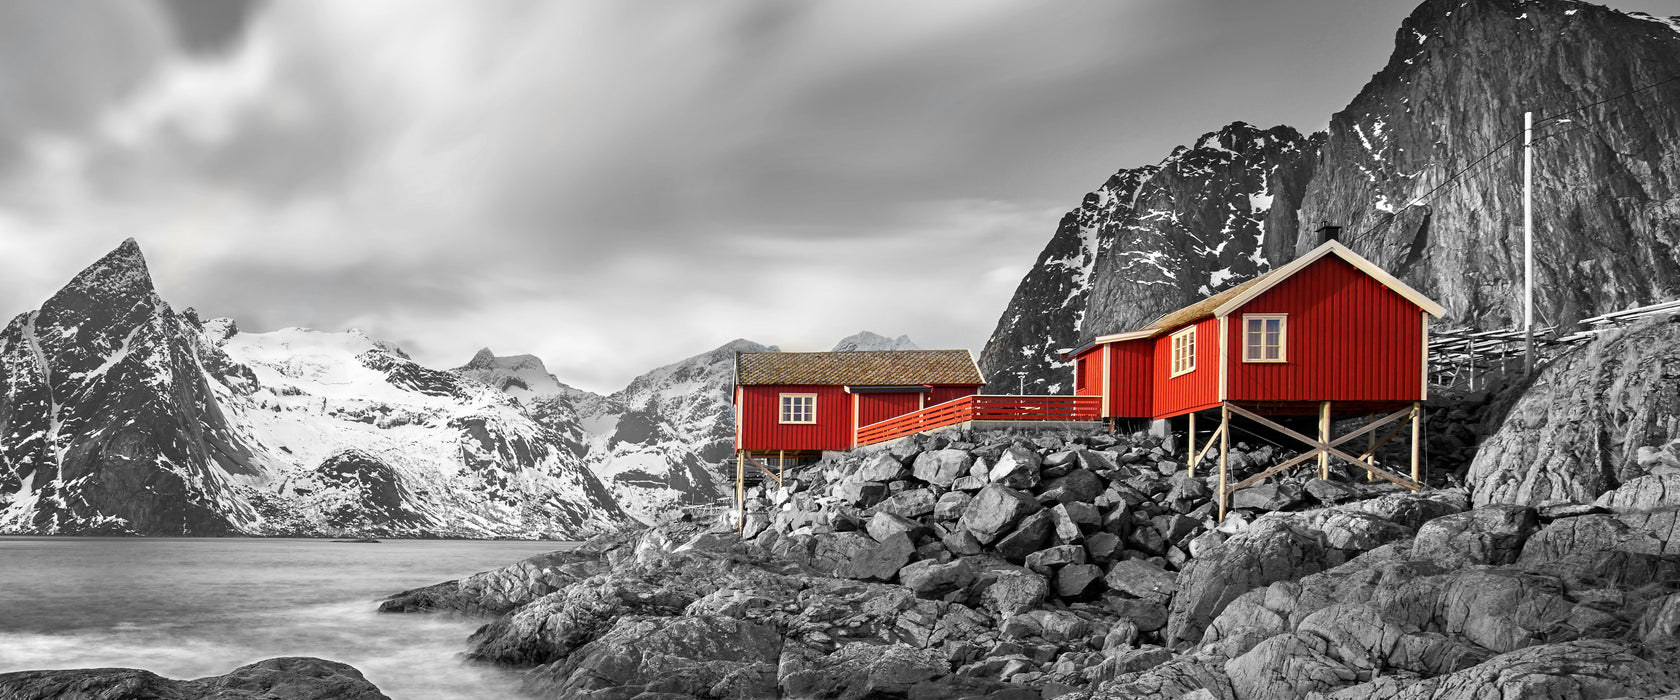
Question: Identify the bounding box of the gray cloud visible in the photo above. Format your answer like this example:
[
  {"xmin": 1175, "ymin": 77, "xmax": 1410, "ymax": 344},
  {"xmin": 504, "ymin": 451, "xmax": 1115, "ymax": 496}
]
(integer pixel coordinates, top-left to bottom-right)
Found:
[{"xmin": 4, "ymin": 0, "xmax": 1680, "ymax": 392}]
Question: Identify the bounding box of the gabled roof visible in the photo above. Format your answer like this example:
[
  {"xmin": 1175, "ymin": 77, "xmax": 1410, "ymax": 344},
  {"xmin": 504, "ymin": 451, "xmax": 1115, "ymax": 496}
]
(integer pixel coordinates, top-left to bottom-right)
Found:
[
  {"xmin": 1091, "ymin": 240, "xmax": 1445, "ymax": 345},
  {"xmin": 736, "ymin": 350, "xmax": 984, "ymax": 387}
]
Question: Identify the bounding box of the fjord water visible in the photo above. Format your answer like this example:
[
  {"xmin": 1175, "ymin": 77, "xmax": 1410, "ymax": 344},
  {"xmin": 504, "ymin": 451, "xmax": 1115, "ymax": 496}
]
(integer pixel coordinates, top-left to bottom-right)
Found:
[{"xmin": 0, "ymin": 536, "xmax": 573, "ymax": 699}]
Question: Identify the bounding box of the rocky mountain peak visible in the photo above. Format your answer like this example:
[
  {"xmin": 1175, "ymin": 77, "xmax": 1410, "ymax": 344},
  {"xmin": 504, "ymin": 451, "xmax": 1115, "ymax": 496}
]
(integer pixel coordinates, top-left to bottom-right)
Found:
[
  {"xmin": 465, "ymin": 347, "xmax": 498, "ymax": 368},
  {"xmin": 831, "ymin": 331, "xmax": 920, "ymax": 352}
]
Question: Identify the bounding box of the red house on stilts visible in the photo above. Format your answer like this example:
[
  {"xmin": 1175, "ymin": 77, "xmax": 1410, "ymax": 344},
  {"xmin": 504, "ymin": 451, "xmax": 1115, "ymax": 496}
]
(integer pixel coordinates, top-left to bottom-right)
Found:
[{"xmin": 1066, "ymin": 240, "xmax": 1446, "ymax": 517}]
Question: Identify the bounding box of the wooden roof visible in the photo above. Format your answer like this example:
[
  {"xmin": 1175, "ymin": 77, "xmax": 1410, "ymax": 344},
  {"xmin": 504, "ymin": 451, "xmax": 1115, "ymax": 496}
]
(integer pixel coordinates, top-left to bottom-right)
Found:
[
  {"xmin": 736, "ymin": 350, "xmax": 984, "ymax": 387},
  {"xmin": 1090, "ymin": 240, "xmax": 1445, "ymax": 346}
]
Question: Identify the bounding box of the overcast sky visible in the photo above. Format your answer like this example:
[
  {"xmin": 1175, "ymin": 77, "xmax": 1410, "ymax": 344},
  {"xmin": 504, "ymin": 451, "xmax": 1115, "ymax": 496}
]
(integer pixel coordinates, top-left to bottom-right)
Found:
[{"xmin": 2, "ymin": 0, "xmax": 1677, "ymax": 393}]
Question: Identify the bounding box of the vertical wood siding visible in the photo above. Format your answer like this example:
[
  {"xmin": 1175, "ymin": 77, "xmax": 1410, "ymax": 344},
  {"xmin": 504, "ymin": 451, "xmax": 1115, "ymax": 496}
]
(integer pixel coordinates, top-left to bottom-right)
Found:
[
  {"xmin": 1152, "ymin": 317, "xmax": 1222, "ymax": 418},
  {"xmin": 856, "ymin": 392, "xmax": 923, "ymax": 428},
  {"xmin": 929, "ymin": 385, "xmax": 980, "ymax": 406},
  {"xmin": 1225, "ymin": 257, "xmax": 1425, "ymax": 403},
  {"xmin": 1073, "ymin": 348, "xmax": 1104, "ymax": 397},
  {"xmin": 1106, "ymin": 340, "xmax": 1155, "ymax": 418},
  {"xmin": 737, "ymin": 384, "xmax": 855, "ymax": 451}
]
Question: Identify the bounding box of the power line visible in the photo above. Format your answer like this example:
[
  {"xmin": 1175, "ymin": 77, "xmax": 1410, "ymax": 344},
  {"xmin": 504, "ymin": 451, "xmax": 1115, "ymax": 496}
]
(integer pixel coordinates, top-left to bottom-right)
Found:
[
  {"xmin": 1535, "ymin": 72, "xmax": 1680, "ymax": 125},
  {"xmin": 1340, "ymin": 131, "xmax": 1524, "ymax": 247}
]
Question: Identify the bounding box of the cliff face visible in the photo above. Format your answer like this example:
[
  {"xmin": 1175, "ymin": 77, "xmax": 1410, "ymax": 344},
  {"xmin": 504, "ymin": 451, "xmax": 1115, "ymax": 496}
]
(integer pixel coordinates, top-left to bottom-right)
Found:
[
  {"xmin": 979, "ymin": 123, "xmax": 1318, "ymax": 393},
  {"xmin": 982, "ymin": 0, "xmax": 1680, "ymax": 391}
]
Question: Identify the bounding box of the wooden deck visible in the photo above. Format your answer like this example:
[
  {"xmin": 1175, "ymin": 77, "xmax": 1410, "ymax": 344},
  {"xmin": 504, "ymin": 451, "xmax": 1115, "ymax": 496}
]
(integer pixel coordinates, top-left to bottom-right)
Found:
[{"xmin": 854, "ymin": 394, "xmax": 1101, "ymax": 446}]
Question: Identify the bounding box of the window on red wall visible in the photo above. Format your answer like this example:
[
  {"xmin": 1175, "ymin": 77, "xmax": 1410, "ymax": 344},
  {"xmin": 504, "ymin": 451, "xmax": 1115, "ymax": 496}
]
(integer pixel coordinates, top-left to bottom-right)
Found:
[
  {"xmin": 779, "ymin": 393, "xmax": 816, "ymax": 424},
  {"xmin": 1076, "ymin": 358, "xmax": 1088, "ymax": 391}
]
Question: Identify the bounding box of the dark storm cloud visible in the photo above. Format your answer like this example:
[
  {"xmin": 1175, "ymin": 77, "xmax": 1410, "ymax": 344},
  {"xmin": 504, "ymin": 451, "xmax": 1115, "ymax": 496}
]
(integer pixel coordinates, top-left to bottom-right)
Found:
[{"xmin": 156, "ymin": 0, "xmax": 265, "ymax": 56}]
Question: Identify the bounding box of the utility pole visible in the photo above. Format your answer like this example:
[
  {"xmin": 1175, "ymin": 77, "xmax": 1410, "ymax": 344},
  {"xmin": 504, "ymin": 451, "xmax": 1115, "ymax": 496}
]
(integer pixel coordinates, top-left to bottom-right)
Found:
[
  {"xmin": 1524, "ymin": 111, "xmax": 1535, "ymax": 376},
  {"xmin": 1015, "ymin": 371, "xmax": 1027, "ymax": 395}
]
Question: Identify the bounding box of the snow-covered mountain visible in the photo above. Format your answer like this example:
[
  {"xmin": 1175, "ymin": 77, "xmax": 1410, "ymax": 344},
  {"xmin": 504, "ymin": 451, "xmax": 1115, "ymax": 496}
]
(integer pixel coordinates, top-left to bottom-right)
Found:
[
  {"xmin": 831, "ymin": 331, "xmax": 919, "ymax": 352},
  {"xmin": 453, "ymin": 348, "xmax": 582, "ymax": 403},
  {"xmin": 0, "ymin": 240, "xmax": 627, "ymax": 537}
]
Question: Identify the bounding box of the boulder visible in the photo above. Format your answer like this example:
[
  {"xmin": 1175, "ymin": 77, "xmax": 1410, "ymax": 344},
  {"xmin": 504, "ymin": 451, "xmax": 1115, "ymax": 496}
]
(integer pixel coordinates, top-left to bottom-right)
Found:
[
  {"xmin": 867, "ymin": 512, "xmax": 930, "ymax": 543},
  {"xmin": 1055, "ymin": 564, "xmax": 1104, "ymax": 598},
  {"xmin": 1025, "ymin": 545, "xmax": 1087, "ymax": 574},
  {"xmin": 1048, "ymin": 504, "xmax": 1084, "ymax": 544},
  {"xmin": 837, "ymin": 480, "xmax": 890, "ymax": 508},
  {"xmin": 990, "ymin": 447, "xmax": 1044, "ymax": 489},
  {"xmin": 994, "ymin": 510, "xmax": 1055, "ymax": 562},
  {"xmin": 1230, "ymin": 482, "xmax": 1304, "ymax": 511},
  {"xmin": 933, "ymin": 491, "xmax": 972, "ymax": 521},
  {"xmin": 1381, "ymin": 639, "xmax": 1679, "ymax": 699},
  {"xmin": 0, "ymin": 658, "xmax": 391, "ymax": 700},
  {"xmin": 983, "ymin": 570, "xmax": 1050, "ymax": 616},
  {"xmin": 1041, "ymin": 469, "xmax": 1105, "ymax": 504},
  {"xmin": 521, "ymin": 615, "xmax": 781, "ymax": 699},
  {"xmin": 1411, "ymin": 505, "xmax": 1538, "ymax": 567},
  {"xmin": 959, "ymin": 485, "xmax": 1042, "ymax": 545},
  {"xmin": 941, "ymin": 528, "xmax": 984, "ymax": 557},
  {"xmin": 1165, "ymin": 476, "xmax": 1212, "ymax": 514},
  {"xmin": 1305, "ymin": 479, "xmax": 1361, "ymax": 505},
  {"xmin": 951, "ymin": 475, "xmax": 986, "ymax": 492},
  {"xmin": 1594, "ymin": 473, "xmax": 1680, "ymax": 512},
  {"xmin": 1084, "ymin": 532, "xmax": 1123, "ymax": 563},
  {"xmin": 1104, "ymin": 559, "xmax": 1177, "ymax": 605},
  {"xmin": 1468, "ymin": 322, "xmax": 1680, "ymax": 507},
  {"xmin": 1224, "ymin": 633, "xmax": 1355, "ymax": 699},
  {"xmin": 913, "ymin": 449, "xmax": 974, "ymax": 487},
  {"xmin": 877, "ymin": 489, "xmax": 938, "ymax": 519},
  {"xmin": 899, "ymin": 558, "xmax": 976, "ymax": 599},
  {"xmin": 843, "ymin": 532, "xmax": 916, "ymax": 581},
  {"xmin": 779, "ymin": 642, "xmax": 947, "ymax": 699},
  {"xmin": 856, "ymin": 453, "xmax": 911, "ymax": 482},
  {"xmin": 1107, "ymin": 597, "xmax": 1169, "ymax": 632}
]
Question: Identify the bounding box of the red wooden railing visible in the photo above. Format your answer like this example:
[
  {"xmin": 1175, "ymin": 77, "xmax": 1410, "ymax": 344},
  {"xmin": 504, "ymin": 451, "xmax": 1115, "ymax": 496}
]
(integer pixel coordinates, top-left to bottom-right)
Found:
[{"xmin": 854, "ymin": 394, "xmax": 1102, "ymax": 446}]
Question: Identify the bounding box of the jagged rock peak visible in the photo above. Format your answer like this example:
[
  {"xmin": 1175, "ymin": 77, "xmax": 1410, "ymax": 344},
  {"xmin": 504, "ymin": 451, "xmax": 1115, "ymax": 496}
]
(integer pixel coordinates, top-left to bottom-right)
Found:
[
  {"xmin": 465, "ymin": 347, "xmax": 499, "ymax": 368},
  {"xmin": 832, "ymin": 331, "xmax": 920, "ymax": 352},
  {"xmin": 54, "ymin": 238, "xmax": 155, "ymax": 301}
]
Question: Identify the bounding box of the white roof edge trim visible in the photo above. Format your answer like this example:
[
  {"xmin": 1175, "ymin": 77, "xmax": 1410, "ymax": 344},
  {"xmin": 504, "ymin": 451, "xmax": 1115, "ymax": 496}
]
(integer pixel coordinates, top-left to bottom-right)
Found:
[
  {"xmin": 1093, "ymin": 329, "xmax": 1157, "ymax": 344},
  {"xmin": 1211, "ymin": 240, "xmax": 1447, "ymax": 319}
]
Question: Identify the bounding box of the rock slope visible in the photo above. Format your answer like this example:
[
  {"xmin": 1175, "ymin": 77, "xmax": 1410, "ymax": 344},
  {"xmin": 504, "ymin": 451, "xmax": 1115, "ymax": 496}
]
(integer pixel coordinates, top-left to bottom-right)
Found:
[
  {"xmin": 982, "ymin": 0, "xmax": 1680, "ymax": 391},
  {"xmin": 383, "ymin": 421, "xmax": 1680, "ymax": 698},
  {"xmin": 0, "ymin": 657, "xmax": 389, "ymax": 700}
]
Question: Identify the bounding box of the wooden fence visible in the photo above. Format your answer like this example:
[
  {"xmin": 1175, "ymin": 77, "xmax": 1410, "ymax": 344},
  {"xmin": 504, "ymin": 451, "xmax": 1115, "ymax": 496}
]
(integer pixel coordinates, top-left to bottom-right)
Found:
[{"xmin": 853, "ymin": 394, "xmax": 1101, "ymax": 446}]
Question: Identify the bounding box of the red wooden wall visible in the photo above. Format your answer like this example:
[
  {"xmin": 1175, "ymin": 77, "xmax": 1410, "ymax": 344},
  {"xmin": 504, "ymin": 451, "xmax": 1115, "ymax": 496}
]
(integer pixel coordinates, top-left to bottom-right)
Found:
[
  {"xmin": 1074, "ymin": 350, "xmax": 1103, "ymax": 397},
  {"xmin": 1224, "ymin": 256, "xmax": 1425, "ymax": 404},
  {"xmin": 929, "ymin": 385, "xmax": 980, "ymax": 406},
  {"xmin": 1151, "ymin": 317, "xmax": 1222, "ymax": 418},
  {"xmin": 737, "ymin": 384, "xmax": 854, "ymax": 451},
  {"xmin": 856, "ymin": 392, "xmax": 922, "ymax": 428},
  {"xmin": 1106, "ymin": 340, "xmax": 1154, "ymax": 418}
]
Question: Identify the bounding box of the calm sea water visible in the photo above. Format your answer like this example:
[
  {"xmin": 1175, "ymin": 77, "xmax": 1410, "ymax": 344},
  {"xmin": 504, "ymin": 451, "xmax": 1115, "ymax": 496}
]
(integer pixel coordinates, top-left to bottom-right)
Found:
[{"xmin": 0, "ymin": 537, "xmax": 575, "ymax": 699}]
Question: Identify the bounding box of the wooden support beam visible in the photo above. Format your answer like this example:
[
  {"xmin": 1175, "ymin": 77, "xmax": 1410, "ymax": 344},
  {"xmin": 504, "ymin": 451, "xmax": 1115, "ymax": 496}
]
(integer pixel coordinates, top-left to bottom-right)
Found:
[
  {"xmin": 742, "ymin": 453, "xmax": 783, "ymax": 486},
  {"xmin": 778, "ymin": 450, "xmax": 785, "ymax": 485},
  {"xmin": 1217, "ymin": 403, "xmax": 1229, "ymax": 521},
  {"xmin": 1190, "ymin": 422, "xmax": 1226, "ymax": 478},
  {"xmin": 1367, "ymin": 413, "xmax": 1376, "ymax": 482},
  {"xmin": 736, "ymin": 451, "xmax": 745, "ymax": 534},
  {"xmin": 1411, "ymin": 403, "xmax": 1422, "ymax": 484},
  {"xmin": 1318, "ymin": 401, "xmax": 1331, "ymax": 480},
  {"xmin": 1222, "ymin": 404, "xmax": 1418, "ymax": 493},
  {"xmin": 1187, "ymin": 411, "xmax": 1197, "ymax": 476}
]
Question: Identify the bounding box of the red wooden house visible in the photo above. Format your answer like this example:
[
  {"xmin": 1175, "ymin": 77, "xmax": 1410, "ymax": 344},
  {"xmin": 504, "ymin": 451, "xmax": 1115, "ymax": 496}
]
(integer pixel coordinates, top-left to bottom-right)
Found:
[
  {"xmin": 1067, "ymin": 240, "xmax": 1446, "ymax": 515},
  {"xmin": 733, "ymin": 349, "xmax": 985, "ymax": 463}
]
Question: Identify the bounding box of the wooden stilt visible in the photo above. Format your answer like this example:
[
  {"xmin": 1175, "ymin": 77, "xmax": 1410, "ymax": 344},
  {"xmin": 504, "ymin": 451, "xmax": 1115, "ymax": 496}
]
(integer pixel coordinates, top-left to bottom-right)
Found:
[
  {"xmin": 736, "ymin": 451, "xmax": 745, "ymax": 534},
  {"xmin": 1187, "ymin": 411, "xmax": 1197, "ymax": 476},
  {"xmin": 1366, "ymin": 413, "xmax": 1377, "ymax": 482},
  {"xmin": 778, "ymin": 450, "xmax": 785, "ymax": 485},
  {"xmin": 1410, "ymin": 403, "xmax": 1422, "ymax": 484},
  {"xmin": 1318, "ymin": 401, "xmax": 1331, "ymax": 480},
  {"xmin": 1217, "ymin": 403, "xmax": 1229, "ymax": 521}
]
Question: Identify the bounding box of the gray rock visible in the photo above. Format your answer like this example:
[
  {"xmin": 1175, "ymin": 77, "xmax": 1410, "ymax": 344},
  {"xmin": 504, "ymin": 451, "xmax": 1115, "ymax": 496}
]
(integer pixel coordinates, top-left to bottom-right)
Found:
[
  {"xmin": 1084, "ymin": 532, "xmax": 1123, "ymax": 563},
  {"xmin": 1230, "ymin": 482, "xmax": 1304, "ymax": 511},
  {"xmin": 1305, "ymin": 478, "xmax": 1361, "ymax": 504},
  {"xmin": 991, "ymin": 447, "xmax": 1044, "ymax": 489},
  {"xmin": 913, "ymin": 449, "xmax": 974, "ymax": 487},
  {"xmin": 521, "ymin": 615, "xmax": 780, "ymax": 699},
  {"xmin": 959, "ymin": 484, "xmax": 1042, "ymax": 545},
  {"xmin": 1106, "ymin": 597, "xmax": 1169, "ymax": 632},
  {"xmin": 837, "ymin": 480, "xmax": 890, "ymax": 508},
  {"xmin": 1165, "ymin": 476, "xmax": 1212, "ymax": 514},
  {"xmin": 876, "ymin": 488, "xmax": 937, "ymax": 519},
  {"xmin": 951, "ymin": 475, "xmax": 986, "ymax": 492},
  {"xmin": 1379, "ymin": 639, "xmax": 1679, "ymax": 700},
  {"xmin": 1041, "ymin": 469, "xmax": 1105, "ymax": 504},
  {"xmin": 1025, "ymin": 544, "xmax": 1086, "ymax": 574},
  {"xmin": 899, "ymin": 558, "xmax": 975, "ymax": 599},
  {"xmin": 780, "ymin": 641, "xmax": 946, "ymax": 699},
  {"xmin": 843, "ymin": 532, "xmax": 916, "ymax": 581},
  {"xmin": 1594, "ymin": 473, "xmax": 1680, "ymax": 512},
  {"xmin": 1055, "ymin": 563, "xmax": 1104, "ymax": 598},
  {"xmin": 867, "ymin": 511, "xmax": 929, "ymax": 543},
  {"xmin": 941, "ymin": 528, "xmax": 983, "ymax": 557},
  {"xmin": 995, "ymin": 510, "xmax": 1054, "ymax": 562},
  {"xmin": 1411, "ymin": 505, "xmax": 1538, "ymax": 567},
  {"xmin": 856, "ymin": 452, "xmax": 911, "ymax": 482},
  {"xmin": 934, "ymin": 491, "xmax": 972, "ymax": 521},
  {"xmin": 1104, "ymin": 559, "xmax": 1177, "ymax": 605},
  {"xmin": 1224, "ymin": 632, "xmax": 1356, "ymax": 699},
  {"xmin": 983, "ymin": 569, "xmax": 1049, "ymax": 616},
  {"xmin": 0, "ymin": 658, "xmax": 391, "ymax": 700},
  {"xmin": 1062, "ymin": 500, "xmax": 1101, "ymax": 527},
  {"xmin": 1048, "ymin": 503, "xmax": 1084, "ymax": 544}
]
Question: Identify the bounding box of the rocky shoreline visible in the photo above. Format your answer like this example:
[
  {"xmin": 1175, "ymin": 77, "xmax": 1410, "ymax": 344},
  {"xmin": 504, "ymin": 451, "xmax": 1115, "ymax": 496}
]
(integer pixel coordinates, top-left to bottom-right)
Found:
[
  {"xmin": 377, "ymin": 419, "xmax": 1680, "ymax": 699},
  {"xmin": 0, "ymin": 657, "xmax": 390, "ymax": 699}
]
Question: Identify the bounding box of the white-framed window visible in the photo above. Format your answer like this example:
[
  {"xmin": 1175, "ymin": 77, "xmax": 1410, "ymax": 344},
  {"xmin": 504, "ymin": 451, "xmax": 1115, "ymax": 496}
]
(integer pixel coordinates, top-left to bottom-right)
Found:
[
  {"xmin": 1170, "ymin": 327, "xmax": 1196, "ymax": 377},
  {"xmin": 1243, "ymin": 313, "xmax": 1287, "ymax": 362},
  {"xmin": 779, "ymin": 393, "xmax": 816, "ymax": 424}
]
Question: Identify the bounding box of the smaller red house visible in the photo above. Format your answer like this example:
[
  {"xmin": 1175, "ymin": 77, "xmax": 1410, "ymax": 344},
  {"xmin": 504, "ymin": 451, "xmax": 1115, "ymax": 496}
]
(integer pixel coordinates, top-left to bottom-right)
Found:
[{"xmin": 733, "ymin": 350, "xmax": 985, "ymax": 463}]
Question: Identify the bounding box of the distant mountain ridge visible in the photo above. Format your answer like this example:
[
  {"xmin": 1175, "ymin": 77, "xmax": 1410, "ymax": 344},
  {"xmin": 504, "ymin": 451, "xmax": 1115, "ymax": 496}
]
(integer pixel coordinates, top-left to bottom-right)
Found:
[
  {"xmin": 980, "ymin": 0, "xmax": 1680, "ymax": 393},
  {"xmin": 0, "ymin": 240, "xmax": 626, "ymax": 537}
]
